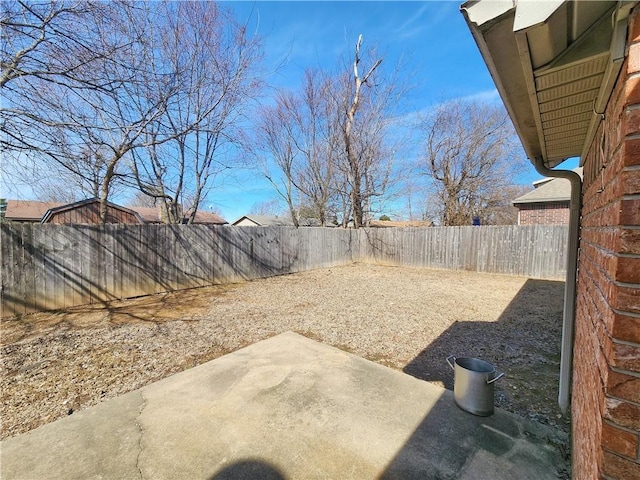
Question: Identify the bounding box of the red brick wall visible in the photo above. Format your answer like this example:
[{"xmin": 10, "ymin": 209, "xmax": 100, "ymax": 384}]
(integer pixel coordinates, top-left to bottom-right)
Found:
[
  {"xmin": 517, "ymin": 203, "xmax": 570, "ymax": 225},
  {"xmin": 573, "ymin": 7, "xmax": 640, "ymax": 480}
]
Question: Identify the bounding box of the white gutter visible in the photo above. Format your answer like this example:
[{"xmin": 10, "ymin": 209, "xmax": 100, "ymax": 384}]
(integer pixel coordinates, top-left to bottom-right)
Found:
[{"xmin": 533, "ymin": 157, "xmax": 582, "ymax": 413}]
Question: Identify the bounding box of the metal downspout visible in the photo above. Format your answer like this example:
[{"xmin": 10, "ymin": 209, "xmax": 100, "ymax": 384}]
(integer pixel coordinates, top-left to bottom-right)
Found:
[{"xmin": 533, "ymin": 156, "xmax": 582, "ymax": 413}]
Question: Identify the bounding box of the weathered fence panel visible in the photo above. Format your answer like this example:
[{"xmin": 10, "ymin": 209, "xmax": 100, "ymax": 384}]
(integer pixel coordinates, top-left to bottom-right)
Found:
[
  {"xmin": 359, "ymin": 225, "xmax": 568, "ymax": 279},
  {"xmin": 0, "ymin": 224, "xmax": 568, "ymax": 317}
]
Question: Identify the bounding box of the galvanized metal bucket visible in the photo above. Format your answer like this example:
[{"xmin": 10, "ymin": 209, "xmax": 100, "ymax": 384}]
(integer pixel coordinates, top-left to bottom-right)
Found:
[{"xmin": 447, "ymin": 355, "xmax": 504, "ymax": 416}]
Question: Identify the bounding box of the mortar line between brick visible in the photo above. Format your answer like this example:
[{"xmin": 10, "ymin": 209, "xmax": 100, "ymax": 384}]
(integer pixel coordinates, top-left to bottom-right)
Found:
[
  {"xmin": 611, "ymin": 365, "xmax": 640, "ymax": 379},
  {"xmin": 602, "ymin": 445, "xmax": 639, "ymax": 464},
  {"xmin": 612, "ymin": 337, "xmax": 640, "ymax": 348},
  {"xmin": 612, "ymin": 279, "xmax": 640, "ymax": 288},
  {"xmin": 603, "ymin": 418, "xmax": 640, "ymax": 437},
  {"xmin": 618, "ymin": 253, "xmax": 640, "ymax": 259},
  {"xmin": 612, "ymin": 307, "xmax": 640, "ymax": 318},
  {"xmin": 607, "ymin": 394, "xmax": 640, "ymax": 413},
  {"xmin": 580, "ymin": 238, "xmax": 636, "ymax": 258}
]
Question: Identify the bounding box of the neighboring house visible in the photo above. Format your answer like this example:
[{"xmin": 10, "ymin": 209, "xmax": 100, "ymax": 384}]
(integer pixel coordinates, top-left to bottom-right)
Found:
[
  {"xmin": 41, "ymin": 198, "xmax": 144, "ymax": 224},
  {"xmin": 463, "ymin": 2, "xmax": 639, "ymax": 479},
  {"xmin": 133, "ymin": 206, "xmax": 227, "ymax": 225},
  {"xmin": 3, "ymin": 199, "xmax": 227, "ymax": 225},
  {"xmin": 184, "ymin": 210, "xmax": 228, "ymax": 225},
  {"xmin": 231, "ymin": 215, "xmax": 334, "ymax": 227},
  {"xmin": 512, "ymin": 168, "xmax": 583, "ymax": 225},
  {"xmin": 368, "ymin": 220, "xmax": 433, "ymax": 228},
  {"xmin": 232, "ymin": 215, "xmax": 295, "ymax": 227},
  {"xmin": 4, "ymin": 200, "xmax": 65, "ymax": 222}
]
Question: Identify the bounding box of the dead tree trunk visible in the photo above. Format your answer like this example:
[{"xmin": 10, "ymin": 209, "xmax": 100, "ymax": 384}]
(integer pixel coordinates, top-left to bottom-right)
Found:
[{"xmin": 343, "ymin": 35, "xmax": 381, "ymax": 229}]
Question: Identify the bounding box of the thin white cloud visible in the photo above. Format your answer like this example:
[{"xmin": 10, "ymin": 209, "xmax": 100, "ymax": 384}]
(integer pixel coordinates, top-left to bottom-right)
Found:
[
  {"xmin": 394, "ymin": 2, "xmax": 453, "ymax": 41},
  {"xmin": 397, "ymin": 3, "xmax": 431, "ymax": 32},
  {"xmin": 456, "ymin": 89, "xmax": 501, "ymax": 104},
  {"xmin": 390, "ymin": 88, "xmax": 502, "ymax": 129}
]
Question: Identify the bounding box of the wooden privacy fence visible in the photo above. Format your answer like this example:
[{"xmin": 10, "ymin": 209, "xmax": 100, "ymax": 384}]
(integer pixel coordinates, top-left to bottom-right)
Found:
[
  {"xmin": 360, "ymin": 225, "xmax": 569, "ymax": 279},
  {"xmin": 1, "ymin": 223, "xmax": 568, "ymax": 317}
]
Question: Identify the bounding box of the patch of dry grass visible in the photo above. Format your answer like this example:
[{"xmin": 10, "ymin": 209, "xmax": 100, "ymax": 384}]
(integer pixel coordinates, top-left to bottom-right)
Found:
[{"xmin": 1, "ymin": 263, "xmax": 567, "ymax": 440}]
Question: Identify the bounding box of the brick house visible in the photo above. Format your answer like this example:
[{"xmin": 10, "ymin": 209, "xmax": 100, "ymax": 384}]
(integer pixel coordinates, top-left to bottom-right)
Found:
[
  {"xmin": 463, "ymin": 1, "xmax": 639, "ymax": 479},
  {"xmin": 513, "ymin": 169, "xmax": 583, "ymax": 225}
]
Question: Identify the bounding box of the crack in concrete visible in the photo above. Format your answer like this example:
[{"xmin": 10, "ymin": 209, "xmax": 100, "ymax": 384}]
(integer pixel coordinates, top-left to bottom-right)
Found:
[{"xmin": 134, "ymin": 391, "xmax": 147, "ymax": 480}]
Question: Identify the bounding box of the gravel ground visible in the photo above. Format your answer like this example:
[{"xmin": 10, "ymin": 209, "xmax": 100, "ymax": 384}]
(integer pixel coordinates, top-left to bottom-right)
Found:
[{"xmin": 1, "ymin": 263, "xmax": 569, "ymax": 443}]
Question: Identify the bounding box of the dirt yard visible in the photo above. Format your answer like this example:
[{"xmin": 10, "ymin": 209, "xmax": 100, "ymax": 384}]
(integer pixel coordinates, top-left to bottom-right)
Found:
[{"xmin": 1, "ymin": 263, "xmax": 569, "ymax": 443}]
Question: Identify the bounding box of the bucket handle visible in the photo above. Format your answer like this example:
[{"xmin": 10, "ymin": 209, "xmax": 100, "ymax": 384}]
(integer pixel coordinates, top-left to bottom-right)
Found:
[
  {"xmin": 446, "ymin": 355, "xmax": 456, "ymax": 370},
  {"xmin": 447, "ymin": 355, "xmax": 504, "ymax": 384}
]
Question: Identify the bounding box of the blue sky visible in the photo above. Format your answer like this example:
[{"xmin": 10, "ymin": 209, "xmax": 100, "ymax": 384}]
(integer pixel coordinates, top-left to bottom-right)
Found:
[
  {"xmin": 2, "ymin": 0, "xmax": 578, "ymax": 221},
  {"xmin": 211, "ymin": 0, "xmax": 577, "ymax": 221}
]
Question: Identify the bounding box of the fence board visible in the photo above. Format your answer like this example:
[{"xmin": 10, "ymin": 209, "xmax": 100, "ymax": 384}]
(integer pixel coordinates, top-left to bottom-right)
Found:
[{"xmin": 2, "ymin": 225, "xmax": 19, "ymax": 316}]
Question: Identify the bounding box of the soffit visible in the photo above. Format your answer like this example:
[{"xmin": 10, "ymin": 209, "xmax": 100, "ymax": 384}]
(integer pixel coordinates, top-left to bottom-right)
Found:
[
  {"xmin": 461, "ymin": 0, "xmax": 636, "ymax": 168},
  {"xmin": 529, "ymin": 8, "xmax": 613, "ymax": 163}
]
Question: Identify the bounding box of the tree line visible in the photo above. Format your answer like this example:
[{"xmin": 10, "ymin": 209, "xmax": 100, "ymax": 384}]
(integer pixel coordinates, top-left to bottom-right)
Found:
[{"xmin": 1, "ymin": 1, "xmax": 528, "ymax": 226}]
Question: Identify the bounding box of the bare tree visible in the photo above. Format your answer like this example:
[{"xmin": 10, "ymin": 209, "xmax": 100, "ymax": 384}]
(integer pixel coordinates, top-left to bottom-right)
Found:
[
  {"xmin": 483, "ymin": 184, "xmax": 532, "ymax": 225},
  {"xmin": 0, "ymin": 1, "xmax": 117, "ymax": 90},
  {"xmin": 252, "ymin": 69, "xmax": 339, "ymax": 227},
  {"xmin": 419, "ymin": 100, "xmax": 523, "ymax": 226},
  {"xmin": 2, "ymin": 2, "xmax": 262, "ymax": 223},
  {"xmin": 1, "ymin": 1, "xmax": 164, "ymax": 217},
  {"xmin": 130, "ymin": 2, "xmax": 262, "ymax": 224},
  {"xmin": 253, "ymin": 91, "xmax": 301, "ymax": 227},
  {"xmin": 291, "ymin": 70, "xmax": 339, "ymax": 226},
  {"xmin": 253, "ymin": 36, "xmax": 404, "ymax": 229},
  {"xmin": 250, "ymin": 199, "xmax": 283, "ymax": 216},
  {"xmin": 1, "ymin": 0, "xmax": 133, "ymax": 202},
  {"xmin": 340, "ymin": 35, "xmax": 382, "ymax": 228},
  {"xmin": 332, "ymin": 35, "xmax": 409, "ymax": 228}
]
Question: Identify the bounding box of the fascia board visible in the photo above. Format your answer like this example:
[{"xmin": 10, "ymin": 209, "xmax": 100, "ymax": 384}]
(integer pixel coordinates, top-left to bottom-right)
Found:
[
  {"xmin": 513, "ymin": 0, "xmax": 566, "ymax": 32},
  {"xmin": 461, "ymin": 0, "xmax": 514, "ymax": 27},
  {"xmin": 461, "ymin": 5, "xmax": 541, "ymax": 161}
]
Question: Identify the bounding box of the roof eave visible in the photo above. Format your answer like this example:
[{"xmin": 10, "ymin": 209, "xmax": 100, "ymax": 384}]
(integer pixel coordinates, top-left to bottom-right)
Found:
[
  {"xmin": 461, "ymin": 0, "xmax": 637, "ymax": 169},
  {"xmin": 461, "ymin": 1, "xmax": 541, "ymax": 161},
  {"xmin": 513, "ymin": 197, "xmax": 571, "ymax": 206}
]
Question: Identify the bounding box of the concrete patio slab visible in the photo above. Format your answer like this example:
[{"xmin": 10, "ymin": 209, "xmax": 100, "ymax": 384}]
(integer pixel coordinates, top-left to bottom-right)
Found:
[{"xmin": 0, "ymin": 332, "xmax": 568, "ymax": 479}]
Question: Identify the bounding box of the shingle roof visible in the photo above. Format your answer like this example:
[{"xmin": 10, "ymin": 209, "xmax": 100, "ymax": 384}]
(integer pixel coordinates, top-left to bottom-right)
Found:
[
  {"xmin": 368, "ymin": 220, "xmax": 433, "ymax": 228},
  {"xmin": 513, "ymin": 168, "xmax": 583, "ymax": 205},
  {"xmin": 124, "ymin": 206, "xmax": 227, "ymax": 224},
  {"xmin": 129, "ymin": 206, "xmax": 159, "ymax": 223},
  {"xmin": 5, "ymin": 200, "xmax": 65, "ymax": 221},
  {"xmin": 232, "ymin": 215, "xmax": 295, "ymax": 226},
  {"xmin": 186, "ymin": 210, "xmax": 228, "ymax": 225}
]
